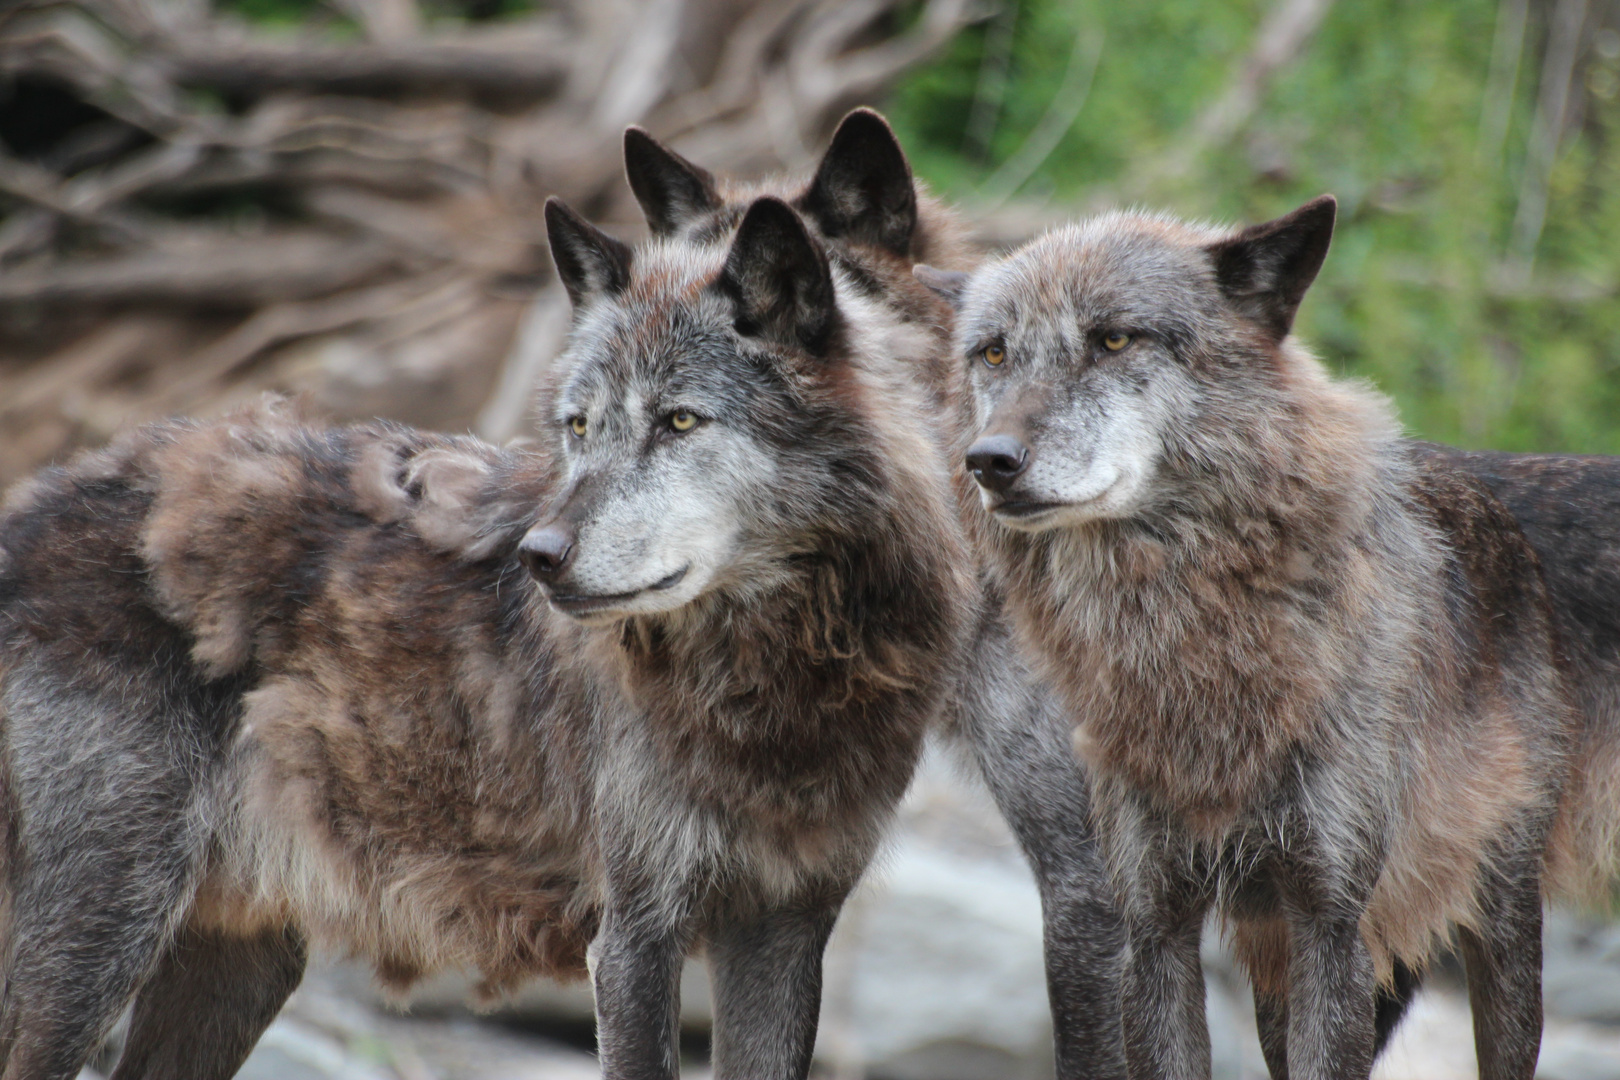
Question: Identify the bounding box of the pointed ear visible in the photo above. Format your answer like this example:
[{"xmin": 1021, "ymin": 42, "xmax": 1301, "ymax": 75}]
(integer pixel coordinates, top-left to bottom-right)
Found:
[
  {"xmin": 796, "ymin": 108, "xmax": 917, "ymax": 257},
  {"xmin": 624, "ymin": 127, "xmax": 722, "ymax": 236},
  {"xmin": 1206, "ymin": 195, "xmax": 1336, "ymax": 339},
  {"xmin": 545, "ymin": 197, "xmax": 632, "ymax": 308},
  {"xmin": 914, "ymin": 265, "xmax": 968, "ymax": 309},
  {"xmin": 716, "ymin": 197, "xmax": 838, "ymax": 355}
]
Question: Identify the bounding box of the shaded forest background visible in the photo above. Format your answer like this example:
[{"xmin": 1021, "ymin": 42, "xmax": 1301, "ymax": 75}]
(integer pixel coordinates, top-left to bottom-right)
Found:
[{"xmin": 1, "ymin": 0, "xmax": 1617, "ymax": 491}]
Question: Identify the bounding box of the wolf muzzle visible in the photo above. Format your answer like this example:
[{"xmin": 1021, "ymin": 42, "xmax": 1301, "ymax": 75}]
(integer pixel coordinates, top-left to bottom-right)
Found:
[
  {"xmin": 518, "ymin": 523, "xmax": 575, "ymax": 579},
  {"xmin": 966, "ymin": 434, "xmax": 1031, "ymax": 493}
]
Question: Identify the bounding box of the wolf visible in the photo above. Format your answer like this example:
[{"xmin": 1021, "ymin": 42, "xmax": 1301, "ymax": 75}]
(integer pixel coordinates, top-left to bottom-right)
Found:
[
  {"xmin": 919, "ymin": 197, "xmax": 1590, "ymax": 1080},
  {"xmin": 0, "ymin": 112, "xmax": 977, "ymax": 1080},
  {"xmin": 618, "ymin": 112, "xmax": 1129, "ymax": 1078}
]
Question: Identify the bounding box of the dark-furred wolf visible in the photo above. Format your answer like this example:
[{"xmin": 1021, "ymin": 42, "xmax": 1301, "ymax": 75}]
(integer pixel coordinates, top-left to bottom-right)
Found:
[
  {"xmin": 624, "ymin": 116, "xmax": 1129, "ymax": 1078},
  {"xmin": 919, "ymin": 197, "xmax": 1620, "ymax": 1080},
  {"xmin": 0, "ymin": 111, "xmax": 981, "ymax": 1080}
]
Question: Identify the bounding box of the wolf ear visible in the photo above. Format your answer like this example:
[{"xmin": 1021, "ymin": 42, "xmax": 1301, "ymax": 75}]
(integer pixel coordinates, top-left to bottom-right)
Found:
[
  {"xmin": 624, "ymin": 127, "xmax": 722, "ymax": 236},
  {"xmin": 914, "ymin": 265, "xmax": 968, "ymax": 309},
  {"xmin": 545, "ymin": 197, "xmax": 632, "ymax": 308},
  {"xmin": 1206, "ymin": 194, "xmax": 1336, "ymax": 339},
  {"xmin": 717, "ymin": 197, "xmax": 838, "ymax": 355},
  {"xmin": 796, "ymin": 108, "xmax": 917, "ymax": 257}
]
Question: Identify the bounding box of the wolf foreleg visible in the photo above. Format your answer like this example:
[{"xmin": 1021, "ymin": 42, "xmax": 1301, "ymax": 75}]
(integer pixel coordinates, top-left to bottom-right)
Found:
[
  {"xmin": 590, "ymin": 912, "xmax": 689, "ymax": 1080},
  {"xmin": 706, "ymin": 894, "xmax": 841, "ymax": 1080},
  {"xmin": 1039, "ymin": 876, "xmax": 1129, "ymax": 1079},
  {"xmin": 1459, "ymin": 853, "xmax": 1544, "ymax": 1080},
  {"xmin": 1280, "ymin": 909, "xmax": 1375, "ymax": 1080},
  {"xmin": 1257, "ymin": 955, "xmax": 1424, "ymax": 1079},
  {"xmin": 949, "ymin": 604, "xmax": 1128, "ymax": 1079},
  {"xmin": 1254, "ymin": 990, "xmax": 1290, "ymax": 1079},
  {"xmin": 109, "ymin": 923, "xmax": 306, "ymax": 1080},
  {"xmin": 1121, "ymin": 888, "xmax": 1212, "ymax": 1080},
  {"xmin": 0, "ymin": 669, "xmax": 218, "ymax": 1080}
]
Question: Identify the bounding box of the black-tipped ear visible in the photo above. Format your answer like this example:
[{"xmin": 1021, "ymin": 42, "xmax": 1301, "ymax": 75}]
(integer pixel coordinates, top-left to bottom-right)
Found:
[
  {"xmin": 796, "ymin": 108, "xmax": 917, "ymax": 257},
  {"xmin": 545, "ymin": 197, "xmax": 632, "ymax": 308},
  {"xmin": 914, "ymin": 265, "xmax": 968, "ymax": 309},
  {"xmin": 1206, "ymin": 195, "xmax": 1336, "ymax": 339},
  {"xmin": 624, "ymin": 127, "xmax": 722, "ymax": 236},
  {"xmin": 717, "ymin": 197, "xmax": 838, "ymax": 355}
]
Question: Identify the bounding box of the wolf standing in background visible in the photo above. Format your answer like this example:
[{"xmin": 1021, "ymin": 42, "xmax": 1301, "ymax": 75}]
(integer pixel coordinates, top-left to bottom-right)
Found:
[
  {"xmin": 618, "ymin": 113, "xmax": 1128, "ymax": 1078},
  {"xmin": 921, "ymin": 198, "xmax": 1584, "ymax": 1080},
  {"xmin": 0, "ymin": 112, "xmax": 977, "ymax": 1080}
]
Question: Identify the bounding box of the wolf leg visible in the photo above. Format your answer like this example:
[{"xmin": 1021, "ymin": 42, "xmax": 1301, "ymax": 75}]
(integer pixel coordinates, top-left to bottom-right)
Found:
[
  {"xmin": 1254, "ymin": 953, "xmax": 1419, "ymax": 1079},
  {"xmin": 1121, "ymin": 884, "xmax": 1212, "ymax": 1080},
  {"xmin": 1039, "ymin": 874, "xmax": 1128, "ymax": 1079},
  {"xmin": 0, "ymin": 670, "xmax": 221, "ymax": 1080},
  {"xmin": 950, "ymin": 608, "xmax": 1127, "ymax": 1079},
  {"xmin": 591, "ymin": 908, "xmax": 689, "ymax": 1080},
  {"xmin": 0, "ymin": 808, "xmax": 200, "ymax": 1079},
  {"xmin": 1280, "ymin": 910, "xmax": 1376, "ymax": 1080},
  {"xmin": 1254, "ymin": 991, "xmax": 1290, "ymax": 1080},
  {"xmin": 108, "ymin": 923, "xmax": 306, "ymax": 1080},
  {"xmin": 706, "ymin": 895, "xmax": 841, "ymax": 1080},
  {"xmin": 1458, "ymin": 863, "xmax": 1542, "ymax": 1080}
]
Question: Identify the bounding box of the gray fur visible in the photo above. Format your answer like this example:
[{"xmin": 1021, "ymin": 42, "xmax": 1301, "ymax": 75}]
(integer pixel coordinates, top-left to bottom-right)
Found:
[
  {"xmin": 0, "ymin": 149, "xmax": 972, "ymax": 1079},
  {"xmin": 941, "ymin": 199, "xmax": 1577, "ymax": 1080}
]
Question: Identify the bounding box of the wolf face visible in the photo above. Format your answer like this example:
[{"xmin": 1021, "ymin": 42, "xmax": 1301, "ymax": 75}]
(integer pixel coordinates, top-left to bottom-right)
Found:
[
  {"xmin": 921, "ymin": 197, "xmax": 1336, "ymax": 534},
  {"xmin": 519, "ymin": 110, "xmax": 961, "ymax": 626},
  {"xmin": 516, "ymin": 199, "xmax": 831, "ymax": 622}
]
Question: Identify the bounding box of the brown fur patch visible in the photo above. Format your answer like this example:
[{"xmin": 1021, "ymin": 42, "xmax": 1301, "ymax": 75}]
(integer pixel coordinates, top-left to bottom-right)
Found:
[{"xmin": 958, "ymin": 211, "xmax": 1577, "ymax": 1002}]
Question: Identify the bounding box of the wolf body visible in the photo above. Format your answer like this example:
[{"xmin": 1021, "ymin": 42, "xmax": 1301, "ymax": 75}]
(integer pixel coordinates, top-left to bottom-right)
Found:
[
  {"xmin": 616, "ymin": 113, "xmax": 1130, "ymax": 1079},
  {"xmin": 922, "ymin": 199, "xmax": 1586, "ymax": 1080},
  {"xmin": 0, "ymin": 113, "xmax": 976, "ymax": 1080}
]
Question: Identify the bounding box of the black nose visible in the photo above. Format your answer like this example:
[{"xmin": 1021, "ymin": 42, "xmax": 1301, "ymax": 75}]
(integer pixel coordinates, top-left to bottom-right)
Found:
[
  {"xmin": 966, "ymin": 435, "xmax": 1031, "ymax": 493},
  {"xmin": 518, "ymin": 525, "xmax": 575, "ymax": 579}
]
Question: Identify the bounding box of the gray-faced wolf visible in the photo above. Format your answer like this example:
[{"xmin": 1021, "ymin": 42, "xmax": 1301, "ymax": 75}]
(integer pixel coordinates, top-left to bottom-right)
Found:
[
  {"xmin": 619, "ymin": 115, "xmax": 1129, "ymax": 1078},
  {"xmin": 920, "ymin": 199, "xmax": 1588, "ymax": 1079},
  {"xmin": 0, "ymin": 111, "xmax": 977, "ymax": 1080}
]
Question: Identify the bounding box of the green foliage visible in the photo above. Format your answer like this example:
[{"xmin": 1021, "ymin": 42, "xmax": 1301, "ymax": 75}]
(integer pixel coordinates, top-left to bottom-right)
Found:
[{"xmin": 889, "ymin": 0, "xmax": 1620, "ymax": 452}]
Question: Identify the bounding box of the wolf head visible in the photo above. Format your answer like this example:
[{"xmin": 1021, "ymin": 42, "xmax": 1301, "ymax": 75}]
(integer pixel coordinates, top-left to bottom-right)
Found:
[
  {"xmin": 918, "ymin": 196, "xmax": 1337, "ymax": 533},
  {"xmin": 517, "ymin": 111, "xmax": 957, "ymax": 624}
]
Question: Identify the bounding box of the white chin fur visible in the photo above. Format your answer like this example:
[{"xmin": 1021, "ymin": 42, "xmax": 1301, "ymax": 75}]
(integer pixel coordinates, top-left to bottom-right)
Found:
[
  {"xmin": 551, "ymin": 567, "xmax": 712, "ymax": 624},
  {"xmin": 988, "ymin": 470, "xmax": 1141, "ymax": 533}
]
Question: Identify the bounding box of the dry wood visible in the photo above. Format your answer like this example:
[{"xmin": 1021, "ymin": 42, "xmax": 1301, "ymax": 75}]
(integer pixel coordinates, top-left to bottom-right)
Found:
[{"xmin": 0, "ymin": 0, "xmax": 979, "ymax": 483}]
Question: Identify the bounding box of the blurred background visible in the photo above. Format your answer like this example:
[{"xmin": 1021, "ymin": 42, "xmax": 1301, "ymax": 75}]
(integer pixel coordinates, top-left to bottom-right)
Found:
[{"xmin": 5, "ymin": 0, "xmax": 1620, "ymax": 1077}]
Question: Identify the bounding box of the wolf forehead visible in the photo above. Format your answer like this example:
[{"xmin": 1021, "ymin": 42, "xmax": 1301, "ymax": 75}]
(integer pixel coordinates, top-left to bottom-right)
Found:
[
  {"xmin": 548, "ymin": 246, "xmax": 765, "ymax": 409},
  {"xmin": 959, "ymin": 211, "xmax": 1234, "ymax": 347}
]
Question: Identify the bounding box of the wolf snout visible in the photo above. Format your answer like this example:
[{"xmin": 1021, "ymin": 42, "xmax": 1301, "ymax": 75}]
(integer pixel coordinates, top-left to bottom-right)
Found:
[
  {"xmin": 966, "ymin": 435, "xmax": 1031, "ymax": 493},
  {"xmin": 518, "ymin": 524, "xmax": 576, "ymax": 580}
]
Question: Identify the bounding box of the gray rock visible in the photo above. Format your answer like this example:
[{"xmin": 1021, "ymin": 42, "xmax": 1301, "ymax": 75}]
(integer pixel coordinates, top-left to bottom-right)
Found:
[
  {"xmin": 1537, "ymin": 1038, "xmax": 1620, "ymax": 1080},
  {"xmin": 1543, "ymin": 909, "xmax": 1620, "ymax": 1026}
]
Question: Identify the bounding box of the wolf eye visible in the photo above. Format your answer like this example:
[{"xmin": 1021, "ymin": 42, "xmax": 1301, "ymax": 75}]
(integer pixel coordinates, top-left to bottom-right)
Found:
[
  {"xmin": 1103, "ymin": 332, "xmax": 1131, "ymax": 352},
  {"xmin": 569, "ymin": 416, "xmax": 587, "ymax": 438},
  {"xmin": 669, "ymin": 411, "xmax": 698, "ymax": 433},
  {"xmin": 982, "ymin": 345, "xmax": 1006, "ymax": 367}
]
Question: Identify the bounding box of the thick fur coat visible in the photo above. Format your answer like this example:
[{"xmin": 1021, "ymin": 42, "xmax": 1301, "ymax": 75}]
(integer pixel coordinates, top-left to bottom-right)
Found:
[
  {"xmin": 618, "ymin": 118, "xmax": 1131, "ymax": 1078},
  {"xmin": 927, "ymin": 200, "xmax": 1579, "ymax": 1080},
  {"xmin": 0, "ymin": 113, "xmax": 976, "ymax": 1080}
]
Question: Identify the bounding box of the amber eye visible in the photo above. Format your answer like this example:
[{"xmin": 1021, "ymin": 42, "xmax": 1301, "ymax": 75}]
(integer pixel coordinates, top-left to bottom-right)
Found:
[
  {"xmin": 670, "ymin": 411, "xmax": 698, "ymax": 432},
  {"xmin": 982, "ymin": 345, "xmax": 1006, "ymax": 367},
  {"xmin": 569, "ymin": 415, "xmax": 587, "ymax": 438},
  {"xmin": 1103, "ymin": 332, "xmax": 1131, "ymax": 352}
]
